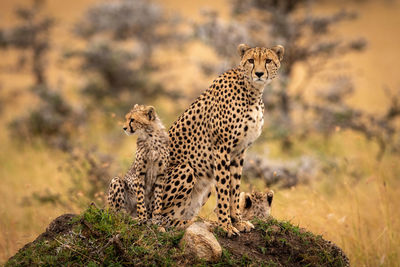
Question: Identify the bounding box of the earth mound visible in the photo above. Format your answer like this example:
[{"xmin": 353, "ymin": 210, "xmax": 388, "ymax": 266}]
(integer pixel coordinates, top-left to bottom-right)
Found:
[{"xmin": 6, "ymin": 206, "xmax": 349, "ymax": 266}]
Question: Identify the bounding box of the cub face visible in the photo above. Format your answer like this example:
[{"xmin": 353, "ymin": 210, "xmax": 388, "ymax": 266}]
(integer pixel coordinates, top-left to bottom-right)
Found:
[
  {"xmin": 238, "ymin": 44, "xmax": 284, "ymax": 87},
  {"xmin": 239, "ymin": 190, "xmax": 274, "ymax": 220},
  {"xmin": 122, "ymin": 104, "xmax": 156, "ymax": 136}
]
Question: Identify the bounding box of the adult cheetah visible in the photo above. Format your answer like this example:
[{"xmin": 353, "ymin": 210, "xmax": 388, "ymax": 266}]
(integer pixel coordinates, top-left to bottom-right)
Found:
[
  {"xmin": 160, "ymin": 44, "xmax": 284, "ymax": 236},
  {"xmin": 108, "ymin": 104, "xmax": 169, "ymax": 224}
]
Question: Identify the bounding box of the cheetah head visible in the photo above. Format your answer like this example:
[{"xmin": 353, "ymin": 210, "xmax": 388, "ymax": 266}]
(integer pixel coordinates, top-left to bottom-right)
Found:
[
  {"xmin": 239, "ymin": 190, "xmax": 274, "ymax": 221},
  {"xmin": 238, "ymin": 44, "xmax": 284, "ymax": 89},
  {"xmin": 122, "ymin": 104, "xmax": 157, "ymax": 136}
]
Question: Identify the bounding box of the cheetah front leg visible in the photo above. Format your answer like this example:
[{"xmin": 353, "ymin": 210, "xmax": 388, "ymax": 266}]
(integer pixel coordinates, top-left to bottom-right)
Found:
[
  {"xmin": 213, "ymin": 147, "xmax": 240, "ymax": 237},
  {"xmin": 107, "ymin": 177, "xmax": 126, "ymax": 211},
  {"xmin": 230, "ymin": 151, "xmax": 254, "ymax": 232},
  {"xmin": 108, "ymin": 176, "xmax": 138, "ymax": 217},
  {"xmin": 150, "ymin": 173, "xmax": 164, "ymax": 224}
]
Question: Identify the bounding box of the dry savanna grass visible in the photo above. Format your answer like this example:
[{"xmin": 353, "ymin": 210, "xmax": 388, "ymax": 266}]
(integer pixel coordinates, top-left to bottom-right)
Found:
[
  {"xmin": 271, "ymin": 135, "xmax": 400, "ymax": 267},
  {"xmin": 0, "ymin": 137, "xmax": 75, "ymax": 262}
]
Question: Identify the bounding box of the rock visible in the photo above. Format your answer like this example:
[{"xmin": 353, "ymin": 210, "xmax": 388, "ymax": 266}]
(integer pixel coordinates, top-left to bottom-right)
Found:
[{"xmin": 179, "ymin": 222, "xmax": 222, "ymax": 262}]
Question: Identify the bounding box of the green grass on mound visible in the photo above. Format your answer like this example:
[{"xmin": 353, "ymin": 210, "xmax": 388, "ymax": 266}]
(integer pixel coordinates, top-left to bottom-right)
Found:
[{"xmin": 6, "ymin": 206, "xmax": 349, "ymax": 266}]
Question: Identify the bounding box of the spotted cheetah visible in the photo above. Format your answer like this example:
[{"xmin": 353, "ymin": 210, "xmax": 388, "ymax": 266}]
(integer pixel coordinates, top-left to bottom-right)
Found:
[
  {"xmin": 107, "ymin": 104, "xmax": 169, "ymax": 223},
  {"xmin": 159, "ymin": 44, "xmax": 284, "ymax": 236},
  {"xmin": 239, "ymin": 190, "xmax": 274, "ymax": 221}
]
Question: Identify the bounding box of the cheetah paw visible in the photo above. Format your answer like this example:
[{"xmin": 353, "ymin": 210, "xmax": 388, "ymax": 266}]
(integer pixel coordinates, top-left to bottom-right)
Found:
[
  {"xmin": 233, "ymin": 220, "xmax": 254, "ymax": 233},
  {"xmin": 219, "ymin": 223, "xmax": 240, "ymax": 237}
]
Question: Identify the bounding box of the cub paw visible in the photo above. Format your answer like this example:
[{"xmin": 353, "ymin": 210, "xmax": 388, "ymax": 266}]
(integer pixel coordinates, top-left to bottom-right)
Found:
[
  {"xmin": 233, "ymin": 220, "xmax": 254, "ymax": 232},
  {"xmin": 150, "ymin": 215, "xmax": 163, "ymax": 226},
  {"xmin": 136, "ymin": 215, "xmax": 148, "ymax": 225}
]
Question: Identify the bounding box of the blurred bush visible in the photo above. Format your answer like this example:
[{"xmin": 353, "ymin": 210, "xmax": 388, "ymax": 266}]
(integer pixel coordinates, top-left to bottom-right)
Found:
[
  {"xmin": 9, "ymin": 85, "xmax": 85, "ymax": 151},
  {"xmin": 67, "ymin": 0, "xmax": 185, "ymax": 111},
  {"xmin": 64, "ymin": 41, "xmax": 171, "ymax": 111},
  {"xmin": 65, "ymin": 146, "xmax": 114, "ymax": 208}
]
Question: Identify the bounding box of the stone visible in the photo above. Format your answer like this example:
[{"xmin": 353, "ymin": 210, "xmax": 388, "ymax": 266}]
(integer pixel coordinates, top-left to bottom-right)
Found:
[{"xmin": 179, "ymin": 222, "xmax": 222, "ymax": 262}]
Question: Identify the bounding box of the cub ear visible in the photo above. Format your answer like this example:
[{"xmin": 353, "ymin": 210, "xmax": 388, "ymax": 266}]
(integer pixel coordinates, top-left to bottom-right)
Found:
[
  {"xmin": 238, "ymin": 43, "xmax": 251, "ymax": 58},
  {"xmin": 266, "ymin": 190, "xmax": 274, "ymax": 207},
  {"xmin": 244, "ymin": 193, "xmax": 252, "ymax": 209},
  {"xmin": 147, "ymin": 106, "xmax": 156, "ymax": 121},
  {"xmin": 271, "ymin": 45, "xmax": 284, "ymax": 61}
]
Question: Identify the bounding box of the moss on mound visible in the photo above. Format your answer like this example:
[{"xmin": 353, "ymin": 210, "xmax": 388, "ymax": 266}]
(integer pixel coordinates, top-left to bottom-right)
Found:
[{"xmin": 6, "ymin": 206, "xmax": 349, "ymax": 266}]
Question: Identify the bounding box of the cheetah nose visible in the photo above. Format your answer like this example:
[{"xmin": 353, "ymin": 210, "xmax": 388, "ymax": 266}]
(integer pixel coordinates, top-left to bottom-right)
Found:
[
  {"xmin": 123, "ymin": 127, "xmax": 128, "ymax": 131},
  {"xmin": 255, "ymin": 72, "xmax": 264, "ymax": 78}
]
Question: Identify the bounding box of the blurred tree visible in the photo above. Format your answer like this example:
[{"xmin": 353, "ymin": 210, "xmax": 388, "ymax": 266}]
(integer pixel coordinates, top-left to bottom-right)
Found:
[
  {"xmin": 194, "ymin": 0, "xmax": 400, "ymax": 187},
  {"xmin": 307, "ymin": 85, "xmax": 400, "ymax": 158},
  {"xmin": 73, "ymin": 0, "xmax": 181, "ymax": 58},
  {"xmin": 0, "ymin": 0, "xmax": 84, "ymax": 151},
  {"xmin": 0, "ymin": 0, "xmax": 53, "ymax": 86},
  {"xmin": 67, "ymin": 0, "xmax": 184, "ymax": 111},
  {"xmin": 195, "ymin": 0, "xmax": 366, "ymax": 149},
  {"xmin": 64, "ymin": 41, "xmax": 170, "ymax": 108},
  {"xmin": 0, "ymin": 84, "xmax": 2, "ymax": 114}
]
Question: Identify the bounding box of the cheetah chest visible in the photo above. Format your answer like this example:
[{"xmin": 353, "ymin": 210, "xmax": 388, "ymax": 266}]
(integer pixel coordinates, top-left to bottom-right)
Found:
[{"xmin": 236, "ymin": 105, "xmax": 264, "ymax": 154}]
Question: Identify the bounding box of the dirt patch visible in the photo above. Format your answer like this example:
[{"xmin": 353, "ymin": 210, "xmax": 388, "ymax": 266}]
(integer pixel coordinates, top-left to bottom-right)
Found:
[
  {"xmin": 36, "ymin": 214, "xmax": 77, "ymax": 240},
  {"xmin": 218, "ymin": 229, "xmax": 268, "ymax": 261},
  {"xmin": 218, "ymin": 221, "xmax": 349, "ymax": 266}
]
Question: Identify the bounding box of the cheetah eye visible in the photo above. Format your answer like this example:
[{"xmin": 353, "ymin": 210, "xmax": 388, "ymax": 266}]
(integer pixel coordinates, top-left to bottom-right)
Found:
[
  {"xmin": 130, "ymin": 118, "xmax": 134, "ymax": 123},
  {"xmin": 266, "ymin": 59, "xmax": 272, "ymax": 64},
  {"xmin": 247, "ymin": 59, "xmax": 254, "ymax": 64}
]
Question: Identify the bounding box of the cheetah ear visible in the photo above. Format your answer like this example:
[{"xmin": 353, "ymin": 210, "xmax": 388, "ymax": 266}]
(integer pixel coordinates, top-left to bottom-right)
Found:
[
  {"xmin": 244, "ymin": 194, "xmax": 252, "ymax": 209},
  {"xmin": 147, "ymin": 106, "xmax": 156, "ymax": 121},
  {"xmin": 271, "ymin": 45, "xmax": 284, "ymax": 61},
  {"xmin": 266, "ymin": 190, "xmax": 274, "ymax": 207},
  {"xmin": 238, "ymin": 43, "xmax": 251, "ymax": 58}
]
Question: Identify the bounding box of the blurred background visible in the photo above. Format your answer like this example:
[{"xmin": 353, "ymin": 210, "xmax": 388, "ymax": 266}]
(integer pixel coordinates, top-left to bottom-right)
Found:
[{"xmin": 0, "ymin": 0, "xmax": 399, "ymax": 265}]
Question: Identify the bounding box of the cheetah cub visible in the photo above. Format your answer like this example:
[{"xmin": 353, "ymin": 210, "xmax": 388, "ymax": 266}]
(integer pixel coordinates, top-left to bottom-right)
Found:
[
  {"xmin": 239, "ymin": 190, "xmax": 274, "ymax": 221},
  {"xmin": 107, "ymin": 104, "xmax": 169, "ymax": 224}
]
